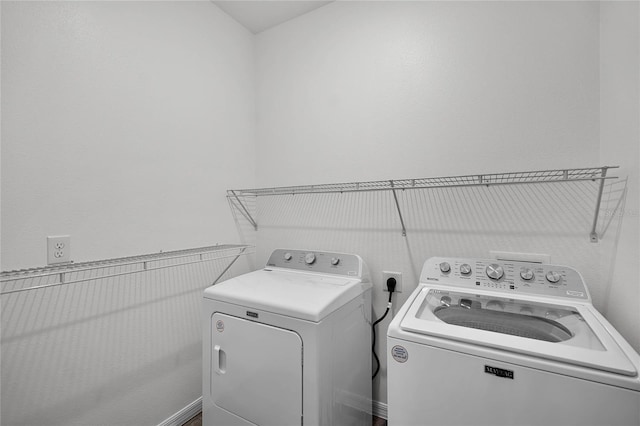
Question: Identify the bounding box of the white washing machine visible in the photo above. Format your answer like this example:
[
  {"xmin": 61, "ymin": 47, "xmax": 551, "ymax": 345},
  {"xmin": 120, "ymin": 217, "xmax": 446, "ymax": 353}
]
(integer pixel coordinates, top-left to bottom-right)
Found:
[
  {"xmin": 387, "ymin": 257, "xmax": 640, "ymax": 426},
  {"xmin": 203, "ymin": 249, "xmax": 372, "ymax": 426}
]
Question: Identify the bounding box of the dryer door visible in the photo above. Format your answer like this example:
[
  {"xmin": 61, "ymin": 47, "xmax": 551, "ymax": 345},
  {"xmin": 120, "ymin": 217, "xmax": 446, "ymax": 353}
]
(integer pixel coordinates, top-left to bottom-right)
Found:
[{"xmin": 211, "ymin": 313, "xmax": 302, "ymax": 426}]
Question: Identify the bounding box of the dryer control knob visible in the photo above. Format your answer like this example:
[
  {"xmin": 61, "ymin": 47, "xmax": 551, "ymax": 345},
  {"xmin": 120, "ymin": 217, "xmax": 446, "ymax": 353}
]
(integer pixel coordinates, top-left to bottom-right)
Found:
[
  {"xmin": 330, "ymin": 257, "xmax": 340, "ymax": 266},
  {"xmin": 486, "ymin": 264, "xmax": 504, "ymax": 280},
  {"xmin": 459, "ymin": 263, "xmax": 472, "ymax": 275},
  {"xmin": 545, "ymin": 271, "xmax": 561, "ymax": 284},
  {"xmin": 304, "ymin": 253, "xmax": 316, "ymax": 265},
  {"xmin": 439, "ymin": 262, "xmax": 451, "ymax": 273},
  {"xmin": 283, "ymin": 252, "xmax": 293, "ymax": 261},
  {"xmin": 520, "ymin": 268, "xmax": 534, "ymax": 281}
]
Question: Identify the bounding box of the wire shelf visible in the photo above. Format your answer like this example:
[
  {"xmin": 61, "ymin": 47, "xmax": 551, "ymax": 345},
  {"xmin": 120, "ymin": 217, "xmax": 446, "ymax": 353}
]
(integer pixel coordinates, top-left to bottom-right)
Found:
[
  {"xmin": 226, "ymin": 167, "xmax": 618, "ymax": 241},
  {"xmin": 1, "ymin": 244, "xmax": 254, "ymax": 295},
  {"xmin": 228, "ymin": 167, "xmax": 615, "ymax": 197}
]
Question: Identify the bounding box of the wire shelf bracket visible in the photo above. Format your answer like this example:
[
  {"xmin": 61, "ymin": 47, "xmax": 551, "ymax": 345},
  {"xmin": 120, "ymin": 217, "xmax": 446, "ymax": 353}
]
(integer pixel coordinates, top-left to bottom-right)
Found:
[
  {"xmin": 390, "ymin": 180, "xmax": 407, "ymax": 237},
  {"xmin": 590, "ymin": 167, "xmax": 610, "ymax": 243},
  {"xmin": 227, "ymin": 166, "xmax": 618, "ymax": 242},
  {"xmin": 229, "ymin": 190, "xmax": 258, "ymax": 230}
]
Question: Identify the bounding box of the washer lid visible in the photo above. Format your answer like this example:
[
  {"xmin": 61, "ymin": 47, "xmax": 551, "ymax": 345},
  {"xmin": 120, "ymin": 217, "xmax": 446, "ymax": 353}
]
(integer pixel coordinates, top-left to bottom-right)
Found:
[
  {"xmin": 400, "ymin": 287, "xmax": 638, "ymax": 377},
  {"xmin": 204, "ymin": 269, "xmax": 369, "ymax": 322}
]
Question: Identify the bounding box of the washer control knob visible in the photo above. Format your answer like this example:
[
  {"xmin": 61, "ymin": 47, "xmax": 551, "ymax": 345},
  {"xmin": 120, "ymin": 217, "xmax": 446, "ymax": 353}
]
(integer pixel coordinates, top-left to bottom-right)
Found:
[
  {"xmin": 460, "ymin": 264, "xmax": 472, "ymax": 275},
  {"xmin": 545, "ymin": 271, "xmax": 561, "ymax": 284},
  {"xmin": 330, "ymin": 257, "xmax": 340, "ymax": 266},
  {"xmin": 520, "ymin": 268, "xmax": 534, "ymax": 281},
  {"xmin": 304, "ymin": 253, "xmax": 316, "ymax": 265},
  {"xmin": 439, "ymin": 262, "xmax": 451, "ymax": 273},
  {"xmin": 486, "ymin": 264, "xmax": 504, "ymax": 280},
  {"xmin": 283, "ymin": 252, "xmax": 293, "ymax": 261}
]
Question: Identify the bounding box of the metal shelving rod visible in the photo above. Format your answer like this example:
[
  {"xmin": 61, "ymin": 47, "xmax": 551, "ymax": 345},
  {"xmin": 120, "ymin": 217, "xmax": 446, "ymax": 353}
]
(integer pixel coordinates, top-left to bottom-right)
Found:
[
  {"xmin": 390, "ymin": 180, "xmax": 407, "ymax": 237},
  {"xmin": 590, "ymin": 167, "xmax": 609, "ymax": 242},
  {"xmin": 1, "ymin": 244, "xmax": 254, "ymax": 295},
  {"xmin": 211, "ymin": 245, "xmax": 249, "ymax": 286}
]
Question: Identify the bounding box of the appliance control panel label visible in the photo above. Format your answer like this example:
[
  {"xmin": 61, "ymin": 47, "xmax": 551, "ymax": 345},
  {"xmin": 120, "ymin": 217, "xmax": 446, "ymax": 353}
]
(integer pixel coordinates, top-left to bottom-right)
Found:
[
  {"xmin": 391, "ymin": 345, "xmax": 409, "ymax": 363},
  {"xmin": 266, "ymin": 249, "xmax": 362, "ymax": 277},
  {"xmin": 420, "ymin": 257, "xmax": 589, "ymax": 300}
]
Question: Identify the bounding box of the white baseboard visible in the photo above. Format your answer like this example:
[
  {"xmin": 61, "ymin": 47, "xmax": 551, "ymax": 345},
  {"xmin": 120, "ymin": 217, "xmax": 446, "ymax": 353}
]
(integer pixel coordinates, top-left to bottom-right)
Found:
[
  {"xmin": 372, "ymin": 400, "xmax": 388, "ymax": 420},
  {"xmin": 158, "ymin": 396, "xmax": 386, "ymax": 425},
  {"xmin": 157, "ymin": 397, "xmax": 202, "ymax": 426}
]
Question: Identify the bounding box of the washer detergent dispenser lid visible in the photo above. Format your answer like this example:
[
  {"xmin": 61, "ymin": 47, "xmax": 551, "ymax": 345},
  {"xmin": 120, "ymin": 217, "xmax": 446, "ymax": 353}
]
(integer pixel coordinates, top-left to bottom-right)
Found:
[
  {"xmin": 400, "ymin": 257, "xmax": 639, "ymax": 378},
  {"xmin": 203, "ymin": 249, "xmax": 371, "ymax": 322}
]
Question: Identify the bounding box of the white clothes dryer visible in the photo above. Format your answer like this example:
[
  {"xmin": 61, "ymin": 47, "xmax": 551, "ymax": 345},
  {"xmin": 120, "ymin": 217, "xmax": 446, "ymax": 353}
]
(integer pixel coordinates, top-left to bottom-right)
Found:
[
  {"xmin": 387, "ymin": 257, "xmax": 640, "ymax": 426},
  {"xmin": 203, "ymin": 249, "xmax": 372, "ymax": 426}
]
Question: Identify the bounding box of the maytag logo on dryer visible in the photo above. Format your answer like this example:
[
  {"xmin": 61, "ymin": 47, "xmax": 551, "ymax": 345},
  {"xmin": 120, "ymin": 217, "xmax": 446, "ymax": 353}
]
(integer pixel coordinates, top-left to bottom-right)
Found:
[{"xmin": 484, "ymin": 365, "xmax": 514, "ymax": 379}]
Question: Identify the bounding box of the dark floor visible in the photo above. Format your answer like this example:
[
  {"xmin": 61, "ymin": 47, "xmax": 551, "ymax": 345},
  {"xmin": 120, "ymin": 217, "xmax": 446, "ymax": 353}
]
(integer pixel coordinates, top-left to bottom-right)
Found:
[
  {"xmin": 183, "ymin": 412, "xmax": 387, "ymax": 426},
  {"xmin": 183, "ymin": 412, "xmax": 201, "ymax": 426}
]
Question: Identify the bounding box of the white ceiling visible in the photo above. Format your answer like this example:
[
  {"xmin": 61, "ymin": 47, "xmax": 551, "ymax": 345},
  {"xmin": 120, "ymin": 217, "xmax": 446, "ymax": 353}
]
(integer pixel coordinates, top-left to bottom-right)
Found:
[{"xmin": 212, "ymin": 1, "xmax": 333, "ymax": 34}]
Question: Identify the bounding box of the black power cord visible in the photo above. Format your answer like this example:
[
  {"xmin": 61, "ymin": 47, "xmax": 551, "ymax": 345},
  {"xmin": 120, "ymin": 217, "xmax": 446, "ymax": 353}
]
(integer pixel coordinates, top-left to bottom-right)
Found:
[{"xmin": 372, "ymin": 277, "xmax": 396, "ymax": 379}]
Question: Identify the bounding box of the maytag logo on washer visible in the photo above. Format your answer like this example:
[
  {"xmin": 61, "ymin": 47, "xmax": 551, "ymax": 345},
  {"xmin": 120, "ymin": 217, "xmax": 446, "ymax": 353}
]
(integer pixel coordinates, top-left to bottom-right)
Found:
[
  {"xmin": 391, "ymin": 345, "xmax": 408, "ymax": 363},
  {"xmin": 484, "ymin": 365, "xmax": 514, "ymax": 379},
  {"xmin": 216, "ymin": 320, "xmax": 224, "ymax": 332}
]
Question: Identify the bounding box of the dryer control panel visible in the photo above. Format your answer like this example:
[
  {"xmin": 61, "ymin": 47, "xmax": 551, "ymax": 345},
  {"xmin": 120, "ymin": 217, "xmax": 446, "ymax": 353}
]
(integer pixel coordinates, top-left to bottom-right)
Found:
[
  {"xmin": 266, "ymin": 249, "xmax": 364, "ymax": 278},
  {"xmin": 420, "ymin": 257, "xmax": 590, "ymax": 301}
]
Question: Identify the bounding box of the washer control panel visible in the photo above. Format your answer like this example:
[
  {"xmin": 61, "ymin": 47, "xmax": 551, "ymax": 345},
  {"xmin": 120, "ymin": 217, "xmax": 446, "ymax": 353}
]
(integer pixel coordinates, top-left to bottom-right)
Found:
[
  {"xmin": 420, "ymin": 257, "xmax": 590, "ymax": 301},
  {"xmin": 266, "ymin": 249, "xmax": 362, "ymax": 277}
]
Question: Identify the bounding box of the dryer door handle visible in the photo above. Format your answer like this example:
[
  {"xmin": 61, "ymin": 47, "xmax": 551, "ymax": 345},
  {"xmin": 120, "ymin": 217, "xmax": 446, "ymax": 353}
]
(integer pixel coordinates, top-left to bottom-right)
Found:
[{"xmin": 213, "ymin": 345, "xmax": 227, "ymax": 375}]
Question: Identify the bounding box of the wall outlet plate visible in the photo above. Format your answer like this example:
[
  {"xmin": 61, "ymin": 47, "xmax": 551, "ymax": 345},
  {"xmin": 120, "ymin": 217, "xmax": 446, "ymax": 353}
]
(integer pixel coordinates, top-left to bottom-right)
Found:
[
  {"xmin": 382, "ymin": 271, "xmax": 402, "ymax": 293},
  {"xmin": 47, "ymin": 235, "xmax": 71, "ymax": 265}
]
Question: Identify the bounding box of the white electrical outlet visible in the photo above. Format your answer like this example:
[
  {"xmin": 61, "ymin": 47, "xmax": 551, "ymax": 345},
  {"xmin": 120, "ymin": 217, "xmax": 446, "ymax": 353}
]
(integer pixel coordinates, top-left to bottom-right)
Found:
[
  {"xmin": 382, "ymin": 271, "xmax": 402, "ymax": 293},
  {"xmin": 47, "ymin": 235, "xmax": 71, "ymax": 265}
]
